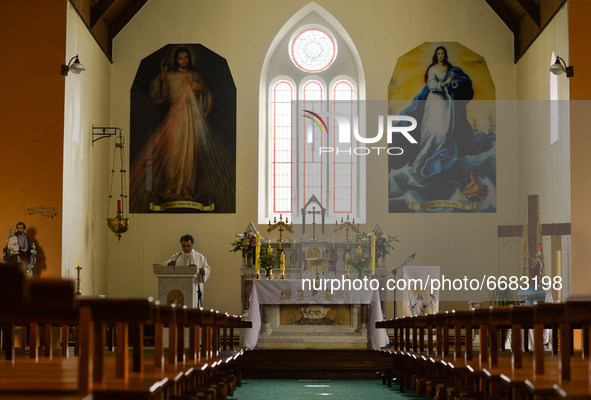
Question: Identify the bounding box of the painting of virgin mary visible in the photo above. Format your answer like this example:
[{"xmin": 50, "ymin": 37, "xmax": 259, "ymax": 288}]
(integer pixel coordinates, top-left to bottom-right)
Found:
[{"xmin": 388, "ymin": 42, "xmax": 496, "ymax": 213}]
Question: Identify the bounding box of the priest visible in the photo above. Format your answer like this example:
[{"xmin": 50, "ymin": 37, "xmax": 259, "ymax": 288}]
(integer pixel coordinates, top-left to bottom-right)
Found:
[{"xmin": 164, "ymin": 234, "xmax": 211, "ymax": 307}]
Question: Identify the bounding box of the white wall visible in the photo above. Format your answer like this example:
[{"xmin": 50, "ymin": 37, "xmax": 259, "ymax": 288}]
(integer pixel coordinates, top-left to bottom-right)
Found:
[
  {"xmin": 63, "ymin": 2, "xmax": 112, "ymax": 294},
  {"xmin": 109, "ymin": 0, "xmax": 518, "ymax": 314}
]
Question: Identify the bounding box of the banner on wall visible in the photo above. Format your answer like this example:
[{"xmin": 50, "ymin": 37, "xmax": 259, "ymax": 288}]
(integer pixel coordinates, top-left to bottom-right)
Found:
[
  {"xmin": 388, "ymin": 42, "xmax": 496, "ymax": 213},
  {"xmin": 402, "ymin": 265, "xmax": 440, "ymax": 317},
  {"xmin": 129, "ymin": 44, "xmax": 236, "ymax": 214}
]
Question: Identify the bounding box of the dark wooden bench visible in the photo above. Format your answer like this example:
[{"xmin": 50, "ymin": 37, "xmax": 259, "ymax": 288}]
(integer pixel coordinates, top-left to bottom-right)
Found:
[{"xmin": 0, "ymin": 263, "xmax": 251, "ymax": 400}]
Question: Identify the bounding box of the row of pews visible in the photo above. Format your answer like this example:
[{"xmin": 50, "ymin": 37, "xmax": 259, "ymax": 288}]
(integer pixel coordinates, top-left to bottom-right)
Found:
[
  {"xmin": 376, "ymin": 300, "xmax": 591, "ymax": 400},
  {"xmin": 0, "ymin": 262, "xmax": 252, "ymax": 400}
]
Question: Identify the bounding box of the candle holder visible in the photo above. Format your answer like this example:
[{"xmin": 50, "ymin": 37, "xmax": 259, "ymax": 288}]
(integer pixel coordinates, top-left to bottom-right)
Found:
[
  {"xmin": 107, "ymin": 210, "xmax": 130, "ymax": 241},
  {"xmin": 106, "ymin": 131, "xmax": 130, "ymax": 240},
  {"xmin": 334, "ymin": 215, "xmax": 360, "ymax": 251},
  {"xmin": 75, "ymin": 263, "xmax": 82, "ymax": 295},
  {"xmin": 254, "ymin": 273, "xmax": 262, "ymax": 280},
  {"xmin": 267, "ymin": 214, "xmax": 292, "ymax": 251},
  {"xmin": 279, "ymin": 270, "xmax": 286, "ymax": 280}
]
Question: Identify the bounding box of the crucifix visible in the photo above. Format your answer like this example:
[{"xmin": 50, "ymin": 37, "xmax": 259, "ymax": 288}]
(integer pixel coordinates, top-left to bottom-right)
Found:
[
  {"xmin": 334, "ymin": 215, "xmax": 360, "ymax": 250},
  {"xmin": 301, "ymin": 195, "xmax": 326, "ymax": 240},
  {"xmin": 497, "ymin": 195, "xmax": 570, "ymax": 296},
  {"xmin": 307, "ymin": 207, "xmax": 322, "ymax": 241}
]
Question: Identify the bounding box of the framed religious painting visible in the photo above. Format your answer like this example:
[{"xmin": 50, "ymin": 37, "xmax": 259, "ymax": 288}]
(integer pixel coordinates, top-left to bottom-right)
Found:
[
  {"xmin": 130, "ymin": 44, "xmax": 236, "ymax": 213},
  {"xmin": 388, "ymin": 42, "xmax": 496, "ymax": 213}
]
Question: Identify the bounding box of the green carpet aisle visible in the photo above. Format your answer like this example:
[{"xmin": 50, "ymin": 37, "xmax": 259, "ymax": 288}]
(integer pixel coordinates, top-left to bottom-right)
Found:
[{"xmin": 229, "ymin": 379, "xmax": 430, "ymax": 399}]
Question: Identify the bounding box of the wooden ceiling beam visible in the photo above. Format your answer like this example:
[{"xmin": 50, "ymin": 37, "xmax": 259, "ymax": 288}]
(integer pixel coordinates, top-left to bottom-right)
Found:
[
  {"xmin": 516, "ymin": 0, "xmax": 541, "ymax": 26},
  {"xmin": 485, "ymin": 0, "xmax": 520, "ymax": 33},
  {"xmin": 108, "ymin": 0, "xmax": 148, "ymax": 40},
  {"xmin": 90, "ymin": 0, "xmax": 116, "ymax": 28}
]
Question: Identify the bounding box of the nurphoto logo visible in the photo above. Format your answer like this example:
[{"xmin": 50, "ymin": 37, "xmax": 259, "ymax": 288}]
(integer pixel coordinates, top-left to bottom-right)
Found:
[{"xmin": 303, "ymin": 109, "xmax": 418, "ymax": 156}]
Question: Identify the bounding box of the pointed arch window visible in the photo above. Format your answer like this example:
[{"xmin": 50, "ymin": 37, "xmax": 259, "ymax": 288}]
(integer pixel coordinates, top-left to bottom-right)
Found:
[{"xmin": 260, "ymin": 9, "xmax": 365, "ymax": 224}]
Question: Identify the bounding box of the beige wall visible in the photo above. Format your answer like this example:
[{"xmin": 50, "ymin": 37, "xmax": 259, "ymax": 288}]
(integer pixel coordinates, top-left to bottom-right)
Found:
[
  {"xmin": 514, "ymin": 5, "xmax": 571, "ymax": 293},
  {"xmin": 108, "ymin": 0, "xmax": 519, "ymax": 315},
  {"xmin": 62, "ymin": 2, "xmax": 112, "ymax": 294}
]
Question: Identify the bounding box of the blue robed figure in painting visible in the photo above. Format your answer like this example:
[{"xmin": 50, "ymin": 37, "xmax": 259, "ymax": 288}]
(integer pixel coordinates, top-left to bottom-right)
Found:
[{"xmin": 388, "ymin": 45, "xmax": 495, "ymax": 212}]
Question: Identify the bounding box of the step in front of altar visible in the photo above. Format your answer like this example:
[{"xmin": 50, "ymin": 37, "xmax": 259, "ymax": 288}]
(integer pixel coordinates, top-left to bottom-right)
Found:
[{"xmin": 235, "ymin": 350, "xmax": 392, "ymax": 379}]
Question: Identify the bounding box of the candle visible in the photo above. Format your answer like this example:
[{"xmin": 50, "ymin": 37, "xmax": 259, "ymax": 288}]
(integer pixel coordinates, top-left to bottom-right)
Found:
[
  {"xmin": 345, "ymin": 252, "xmax": 350, "ymax": 273},
  {"xmin": 255, "ymin": 232, "xmax": 261, "ymax": 275},
  {"xmin": 117, "ymin": 200, "xmax": 122, "ymax": 212},
  {"xmin": 370, "ymin": 233, "xmax": 376, "ymax": 275},
  {"xmin": 268, "ymin": 241, "xmax": 273, "ymax": 254},
  {"xmin": 281, "ymin": 252, "xmax": 285, "ymax": 274},
  {"xmin": 357, "ymin": 246, "xmax": 362, "ymax": 255},
  {"xmin": 554, "ymin": 250, "xmax": 562, "ymax": 301}
]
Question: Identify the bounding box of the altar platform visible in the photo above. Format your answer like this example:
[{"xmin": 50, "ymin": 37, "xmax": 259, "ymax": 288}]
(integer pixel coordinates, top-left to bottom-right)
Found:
[{"xmin": 243, "ymin": 279, "xmax": 388, "ymax": 350}]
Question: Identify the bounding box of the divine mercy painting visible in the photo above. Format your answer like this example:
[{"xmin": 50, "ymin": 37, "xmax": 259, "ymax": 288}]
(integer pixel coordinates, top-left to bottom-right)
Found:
[
  {"xmin": 388, "ymin": 42, "xmax": 496, "ymax": 213},
  {"xmin": 130, "ymin": 44, "xmax": 236, "ymax": 213}
]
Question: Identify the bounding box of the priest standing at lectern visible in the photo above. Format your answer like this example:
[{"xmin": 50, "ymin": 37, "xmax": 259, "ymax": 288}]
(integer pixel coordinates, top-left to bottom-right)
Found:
[{"xmin": 164, "ymin": 234, "xmax": 211, "ymax": 307}]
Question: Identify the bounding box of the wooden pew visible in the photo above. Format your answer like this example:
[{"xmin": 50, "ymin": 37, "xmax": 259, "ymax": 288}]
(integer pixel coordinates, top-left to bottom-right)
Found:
[
  {"xmin": 0, "ymin": 263, "xmax": 92, "ymax": 398},
  {"xmin": 0, "ymin": 264, "xmax": 251, "ymax": 400}
]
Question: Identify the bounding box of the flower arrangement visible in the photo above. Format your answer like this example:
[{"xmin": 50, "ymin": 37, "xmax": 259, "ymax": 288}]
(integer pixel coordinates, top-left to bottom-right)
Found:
[
  {"xmin": 229, "ymin": 231, "xmax": 258, "ymax": 256},
  {"xmin": 347, "ymin": 250, "xmax": 370, "ymax": 277},
  {"xmin": 230, "ymin": 232, "xmax": 278, "ymax": 271},
  {"xmin": 355, "ymin": 230, "xmax": 399, "ymax": 261},
  {"xmin": 259, "ymin": 246, "xmax": 279, "ymax": 273}
]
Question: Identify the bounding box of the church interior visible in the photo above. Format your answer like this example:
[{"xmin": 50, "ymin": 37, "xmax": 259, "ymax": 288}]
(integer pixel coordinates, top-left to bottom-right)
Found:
[{"xmin": 2, "ymin": 0, "xmax": 591, "ymax": 398}]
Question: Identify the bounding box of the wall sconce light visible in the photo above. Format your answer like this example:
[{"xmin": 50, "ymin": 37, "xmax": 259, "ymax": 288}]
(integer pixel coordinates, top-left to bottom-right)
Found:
[
  {"xmin": 549, "ymin": 56, "xmax": 573, "ymax": 77},
  {"xmin": 61, "ymin": 55, "xmax": 86, "ymax": 76}
]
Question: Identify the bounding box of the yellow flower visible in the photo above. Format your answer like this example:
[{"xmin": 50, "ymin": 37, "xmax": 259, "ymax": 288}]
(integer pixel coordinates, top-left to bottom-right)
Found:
[{"xmin": 242, "ymin": 239, "xmax": 249, "ymax": 247}]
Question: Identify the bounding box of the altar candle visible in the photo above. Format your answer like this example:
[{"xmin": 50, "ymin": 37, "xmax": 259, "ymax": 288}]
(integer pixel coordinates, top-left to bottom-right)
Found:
[
  {"xmin": 554, "ymin": 250, "xmax": 562, "ymax": 278},
  {"xmin": 281, "ymin": 252, "xmax": 285, "ymax": 274},
  {"xmin": 345, "ymin": 252, "xmax": 350, "ymax": 272},
  {"xmin": 268, "ymin": 241, "xmax": 273, "ymax": 254},
  {"xmin": 357, "ymin": 246, "xmax": 362, "ymax": 255},
  {"xmin": 255, "ymin": 232, "xmax": 261, "ymax": 275},
  {"xmin": 554, "ymin": 250, "xmax": 562, "ymax": 301},
  {"xmin": 117, "ymin": 199, "xmax": 122, "ymax": 212},
  {"xmin": 370, "ymin": 233, "xmax": 376, "ymax": 275}
]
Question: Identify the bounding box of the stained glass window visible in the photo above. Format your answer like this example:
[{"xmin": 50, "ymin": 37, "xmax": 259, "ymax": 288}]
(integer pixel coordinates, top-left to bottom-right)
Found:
[{"xmin": 290, "ymin": 28, "xmax": 337, "ymax": 72}]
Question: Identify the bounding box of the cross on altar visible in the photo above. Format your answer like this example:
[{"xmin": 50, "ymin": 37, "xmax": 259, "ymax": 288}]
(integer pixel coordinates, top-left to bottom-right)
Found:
[
  {"xmin": 307, "ymin": 207, "xmax": 322, "ymax": 241},
  {"xmin": 497, "ymin": 195, "xmax": 570, "ymax": 280},
  {"xmin": 301, "ymin": 195, "xmax": 326, "ymax": 240}
]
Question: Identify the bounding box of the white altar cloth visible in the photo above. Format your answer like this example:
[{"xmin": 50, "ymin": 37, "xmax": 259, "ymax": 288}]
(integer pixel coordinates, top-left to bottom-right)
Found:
[{"xmin": 244, "ymin": 279, "xmax": 389, "ymax": 349}]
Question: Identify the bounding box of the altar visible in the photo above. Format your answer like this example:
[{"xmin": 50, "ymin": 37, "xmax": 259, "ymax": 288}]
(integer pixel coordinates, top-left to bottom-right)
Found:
[{"xmin": 243, "ymin": 279, "xmax": 389, "ymax": 350}]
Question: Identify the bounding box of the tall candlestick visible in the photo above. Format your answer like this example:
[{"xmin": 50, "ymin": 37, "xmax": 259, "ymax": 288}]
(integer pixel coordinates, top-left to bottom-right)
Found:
[
  {"xmin": 554, "ymin": 250, "xmax": 562, "ymax": 302},
  {"xmin": 370, "ymin": 232, "xmax": 376, "ymax": 276},
  {"xmin": 345, "ymin": 252, "xmax": 350, "ymax": 278},
  {"xmin": 255, "ymin": 232, "xmax": 261, "ymax": 279}
]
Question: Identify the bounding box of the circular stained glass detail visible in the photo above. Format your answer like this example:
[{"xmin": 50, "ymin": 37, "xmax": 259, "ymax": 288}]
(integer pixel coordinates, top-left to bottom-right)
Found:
[{"xmin": 290, "ymin": 28, "xmax": 336, "ymax": 72}]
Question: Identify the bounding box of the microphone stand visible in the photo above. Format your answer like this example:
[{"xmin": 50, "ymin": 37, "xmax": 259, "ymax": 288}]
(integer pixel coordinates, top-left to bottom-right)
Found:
[{"xmin": 382, "ymin": 253, "xmax": 416, "ymax": 319}]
